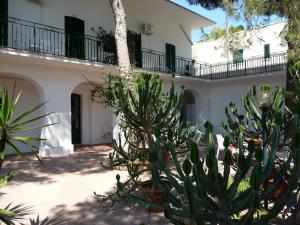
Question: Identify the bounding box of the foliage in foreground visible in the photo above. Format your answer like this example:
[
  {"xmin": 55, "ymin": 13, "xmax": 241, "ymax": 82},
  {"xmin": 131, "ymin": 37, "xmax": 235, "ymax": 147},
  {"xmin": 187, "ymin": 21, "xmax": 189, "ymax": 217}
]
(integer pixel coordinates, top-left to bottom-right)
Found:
[
  {"xmin": 118, "ymin": 84, "xmax": 300, "ymax": 224},
  {"xmin": 93, "ymin": 73, "xmax": 196, "ymax": 204},
  {"xmin": 0, "ymin": 84, "xmax": 54, "ymax": 224},
  {"xmin": 119, "ymin": 119, "xmax": 300, "ymax": 224},
  {"xmin": 222, "ymin": 85, "xmax": 285, "ymax": 152}
]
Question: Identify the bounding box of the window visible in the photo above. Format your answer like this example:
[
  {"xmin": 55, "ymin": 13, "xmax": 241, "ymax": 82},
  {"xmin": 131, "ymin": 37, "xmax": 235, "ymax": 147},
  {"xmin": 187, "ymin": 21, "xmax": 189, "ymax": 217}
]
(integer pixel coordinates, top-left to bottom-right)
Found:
[
  {"xmin": 233, "ymin": 49, "xmax": 243, "ymax": 63},
  {"xmin": 264, "ymin": 44, "xmax": 270, "ymax": 58}
]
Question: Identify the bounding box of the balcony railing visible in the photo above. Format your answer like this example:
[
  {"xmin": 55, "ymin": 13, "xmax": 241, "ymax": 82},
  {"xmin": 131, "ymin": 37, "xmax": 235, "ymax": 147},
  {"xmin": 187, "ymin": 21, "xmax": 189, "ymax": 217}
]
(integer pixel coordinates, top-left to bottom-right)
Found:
[{"xmin": 0, "ymin": 16, "xmax": 288, "ymax": 80}]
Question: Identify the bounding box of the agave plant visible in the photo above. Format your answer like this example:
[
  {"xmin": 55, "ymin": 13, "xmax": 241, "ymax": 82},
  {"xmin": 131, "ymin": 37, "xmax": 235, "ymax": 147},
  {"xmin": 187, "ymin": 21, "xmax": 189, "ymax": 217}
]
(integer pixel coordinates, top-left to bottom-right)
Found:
[
  {"xmin": 22, "ymin": 215, "xmax": 67, "ymax": 225},
  {"xmin": 0, "ymin": 82, "xmax": 55, "ymax": 169},
  {"xmin": 0, "ymin": 82, "xmax": 54, "ymax": 224}
]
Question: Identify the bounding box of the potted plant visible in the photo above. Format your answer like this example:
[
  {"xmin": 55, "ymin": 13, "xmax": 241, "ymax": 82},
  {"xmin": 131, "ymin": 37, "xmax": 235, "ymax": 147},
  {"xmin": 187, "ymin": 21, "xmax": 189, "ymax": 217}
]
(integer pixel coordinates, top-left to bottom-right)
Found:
[{"xmin": 92, "ymin": 73, "xmax": 194, "ymax": 208}]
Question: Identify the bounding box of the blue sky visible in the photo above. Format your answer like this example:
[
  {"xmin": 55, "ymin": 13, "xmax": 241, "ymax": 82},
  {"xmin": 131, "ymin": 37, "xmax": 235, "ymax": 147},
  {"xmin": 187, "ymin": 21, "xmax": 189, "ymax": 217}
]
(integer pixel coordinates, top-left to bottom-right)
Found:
[{"xmin": 171, "ymin": 0, "xmax": 282, "ymax": 43}]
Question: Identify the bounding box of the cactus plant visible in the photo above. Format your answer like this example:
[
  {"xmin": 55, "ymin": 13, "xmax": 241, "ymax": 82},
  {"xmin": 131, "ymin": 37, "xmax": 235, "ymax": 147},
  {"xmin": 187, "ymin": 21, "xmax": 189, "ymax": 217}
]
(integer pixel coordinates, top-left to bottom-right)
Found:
[
  {"xmin": 93, "ymin": 73, "xmax": 196, "ymax": 204},
  {"xmin": 119, "ymin": 119, "xmax": 300, "ymax": 224},
  {"xmin": 117, "ymin": 86, "xmax": 300, "ymax": 224},
  {"xmin": 222, "ymin": 85, "xmax": 285, "ymax": 152}
]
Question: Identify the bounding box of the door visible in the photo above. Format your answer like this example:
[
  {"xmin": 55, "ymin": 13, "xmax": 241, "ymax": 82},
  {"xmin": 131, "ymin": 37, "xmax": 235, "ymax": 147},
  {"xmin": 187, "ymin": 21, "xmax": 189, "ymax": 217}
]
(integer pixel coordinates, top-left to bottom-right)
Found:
[
  {"xmin": 0, "ymin": 0, "xmax": 8, "ymax": 46},
  {"xmin": 65, "ymin": 16, "xmax": 85, "ymax": 59},
  {"xmin": 71, "ymin": 93, "xmax": 81, "ymax": 144},
  {"xmin": 166, "ymin": 43, "xmax": 176, "ymax": 73}
]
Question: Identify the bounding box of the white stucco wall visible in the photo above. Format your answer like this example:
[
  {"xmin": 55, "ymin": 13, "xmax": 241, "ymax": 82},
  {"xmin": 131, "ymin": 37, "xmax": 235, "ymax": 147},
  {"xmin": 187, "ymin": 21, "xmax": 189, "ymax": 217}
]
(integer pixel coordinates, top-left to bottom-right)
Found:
[
  {"xmin": 7, "ymin": 0, "xmax": 208, "ymax": 59},
  {"xmin": 0, "ymin": 50, "xmax": 118, "ymax": 156},
  {"xmin": 193, "ymin": 22, "xmax": 288, "ymax": 64},
  {"xmin": 0, "ymin": 77, "xmax": 43, "ymax": 154},
  {"xmin": 162, "ymin": 71, "xmax": 286, "ymax": 133},
  {"xmin": 0, "ymin": 48, "xmax": 287, "ymax": 156}
]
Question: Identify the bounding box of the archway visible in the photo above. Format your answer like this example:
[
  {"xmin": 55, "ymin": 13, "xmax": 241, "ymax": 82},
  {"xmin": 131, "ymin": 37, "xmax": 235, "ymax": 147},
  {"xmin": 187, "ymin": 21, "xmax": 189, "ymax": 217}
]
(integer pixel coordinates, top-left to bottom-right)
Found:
[
  {"xmin": 181, "ymin": 90, "xmax": 196, "ymax": 126},
  {"xmin": 0, "ymin": 73, "xmax": 44, "ymax": 153},
  {"xmin": 71, "ymin": 82, "xmax": 113, "ymax": 145}
]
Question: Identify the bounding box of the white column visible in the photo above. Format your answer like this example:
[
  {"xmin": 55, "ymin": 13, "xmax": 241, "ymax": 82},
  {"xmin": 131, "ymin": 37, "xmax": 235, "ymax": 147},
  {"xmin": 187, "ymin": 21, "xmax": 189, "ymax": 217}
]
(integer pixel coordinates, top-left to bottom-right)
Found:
[{"xmin": 39, "ymin": 87, "xmax": 73, "ymax": 157}]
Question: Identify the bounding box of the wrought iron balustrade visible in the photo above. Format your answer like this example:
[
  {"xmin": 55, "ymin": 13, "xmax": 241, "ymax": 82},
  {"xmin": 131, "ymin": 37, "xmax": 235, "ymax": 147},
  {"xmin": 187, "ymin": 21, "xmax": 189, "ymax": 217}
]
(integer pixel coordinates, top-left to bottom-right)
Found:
[{"xmin": 0, "ymin": 16, "xmax": 287, "ymax": 80}]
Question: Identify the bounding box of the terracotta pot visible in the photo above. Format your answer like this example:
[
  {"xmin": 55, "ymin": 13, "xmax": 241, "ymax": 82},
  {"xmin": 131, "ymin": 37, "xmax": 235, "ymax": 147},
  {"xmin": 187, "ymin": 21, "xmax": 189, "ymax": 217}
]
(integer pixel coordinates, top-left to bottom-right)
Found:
[
  {"xmin": 161, "ymin": 150, "xmax": 170, "ymax": 161},
  {"xmin": 267, "ymin": 178, "xmax": 288, "ymax": 201},
  {"xmin": 267, "ymin": 168, "xmax": 288, "ymax": 201},
  {"xmin": 139, "ymin": 179, "xmax": 172, "ymax": 212}
]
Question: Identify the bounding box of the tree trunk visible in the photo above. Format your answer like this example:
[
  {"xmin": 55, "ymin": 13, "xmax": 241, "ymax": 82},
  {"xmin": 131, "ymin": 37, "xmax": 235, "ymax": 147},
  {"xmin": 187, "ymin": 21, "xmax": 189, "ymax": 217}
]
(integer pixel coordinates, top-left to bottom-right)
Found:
[{"xmin": 109, "ymin": 0, "xmax": 131, "ymax": 76}]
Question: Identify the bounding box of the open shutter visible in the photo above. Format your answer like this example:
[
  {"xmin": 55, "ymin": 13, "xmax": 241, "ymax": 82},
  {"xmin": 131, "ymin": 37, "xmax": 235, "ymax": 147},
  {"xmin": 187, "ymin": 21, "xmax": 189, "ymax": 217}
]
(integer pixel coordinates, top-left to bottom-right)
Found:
[
  {"xmin": 0, "ymin": 0, "xmax": 8, "ymax": 46},
  {"xmin": 135, "ymin": 33, "xmax": 142, "ymax": 68},
  {"xmin": 264, "ymin": 44, "xmax": 270, "ymax": 58},
  {"xmin": 166, "ymin": 43, "xmax": 176, "ymax": 73},
  {"xmin": 65, "ymin": 16, "xmax": 85, "ymax": 59}
]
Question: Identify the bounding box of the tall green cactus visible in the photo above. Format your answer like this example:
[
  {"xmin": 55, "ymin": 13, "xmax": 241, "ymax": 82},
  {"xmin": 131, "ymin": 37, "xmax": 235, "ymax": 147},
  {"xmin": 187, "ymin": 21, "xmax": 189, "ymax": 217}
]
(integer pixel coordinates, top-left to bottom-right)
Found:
[
  {"xmin": 222, "ymin": 85, "xmax": 285, "ymax": 151},
  {"xmin": 117, "ymin": 89, "xmax": 300, "ymax": 224},
  {"xmin": 94, "ymin": 73, "xmax": 196, "ymax": 204},
  {"xmin": 119, "ymin": 120, "xmax": 300, "ymax": 224}
]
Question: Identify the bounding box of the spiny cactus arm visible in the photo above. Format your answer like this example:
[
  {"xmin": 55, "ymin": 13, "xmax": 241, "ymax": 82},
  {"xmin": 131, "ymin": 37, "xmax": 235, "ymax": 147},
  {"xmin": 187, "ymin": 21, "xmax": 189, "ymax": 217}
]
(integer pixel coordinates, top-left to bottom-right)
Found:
[
  {"xmin": 190, "ymin": 143, "xmax": 220, "ymax": 209},
  {"xmin": 116, "ymin": 183, "xmax": 163, "ymax": 211},
  {"xmin": 229, "ymin": 188, "xmax": 257, "ymax": 215},
  {"xmin": 240, "ymin": 194, "xmax": 261, "ymax": 225},
  {"xmin": 253, "ymin": 164, "xmax": 300, "ymax": 225},
  {"xmin": 227, "ymin": 130, "xmax": 253, "ymax": 199},
  {"xmin": 181, "ymin": 159, "xmax": 214, "ymax": 225},
  {"xmin": 204, "ymin": 121, "xmax": 220, "ymax": 194},
  {"xmin": 168, "ymin": 140, "xmax": 186, "ymax": 180},
  {"xmin": 163, "ymin": 203, "xmax": 189, "ymax": 225},
  {"xmin": 222, "ymin": 136, "xmax": 232, "ymax": 191},
  {"xmin": 263, "ymin": 122, "xmax": 280, "ymax": 181},
  {"xmin": 192, "ymin": 164, "xmax": 220, "ymax": 211},
  {"xmin": 242, "ymin": 86, "xmax": 261, "ymax": 121},
  {"xmin": 151, "ymin": 159, "xmax": 185, "ymax": 194},
  {"xmin": 261, "ymin": 153, "xmax": 293, "ymax": 197}
]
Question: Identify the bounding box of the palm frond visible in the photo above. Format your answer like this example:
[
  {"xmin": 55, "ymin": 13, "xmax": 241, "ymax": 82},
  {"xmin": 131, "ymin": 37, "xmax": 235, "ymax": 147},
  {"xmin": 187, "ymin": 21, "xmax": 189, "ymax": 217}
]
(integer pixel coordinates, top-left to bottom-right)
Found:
[
  {"xmin": 23, "ymin": 215, "xmax": 68, "ymax": 225},
  {"xmin": 0, "ymin": 172, "xmax": 15, "ymax": 188},
  {"xmin": 0, "ymin": 203, "xmax": 34, "ymax": 225},
  {"xmin": 9, "ymin": 101, "xmax": 48, "ymax": 126}
]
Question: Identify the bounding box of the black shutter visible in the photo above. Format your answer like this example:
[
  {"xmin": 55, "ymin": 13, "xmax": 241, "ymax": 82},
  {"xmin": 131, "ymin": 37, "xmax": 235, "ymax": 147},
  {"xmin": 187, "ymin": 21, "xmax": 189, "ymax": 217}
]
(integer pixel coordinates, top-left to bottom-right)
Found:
[
  {"xmin": 135, "ymin": 33, "xmax": 142, "ymax": 68},
  {"xmin": 166, "ymin": 43, "xmax": 176, "ymax": 73},
  {"xmin": 65, "ymin": 16, "xmax": 85, "ymax": 59},
  {"xmin": 264, "ymin": 44, "xmax": 270, "ymax": 58},
  {"xmin": 0, "ymin": 0, "xmax": 8, "ymax": 46}
]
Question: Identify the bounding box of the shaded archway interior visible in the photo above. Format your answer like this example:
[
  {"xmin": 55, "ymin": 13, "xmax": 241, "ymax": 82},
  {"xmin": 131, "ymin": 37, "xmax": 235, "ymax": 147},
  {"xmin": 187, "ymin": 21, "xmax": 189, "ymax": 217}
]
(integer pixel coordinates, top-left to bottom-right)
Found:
[
  {"xmin": 181, "ymin": 89, "xmax": 196, "ymax": 126},
  {"xmin": 0, "ymin": 75, "xmax": 43, "ymax": 153},
  {"xmin": 71, "ymin": 82, "xmax": 113, "ymax": 145}
]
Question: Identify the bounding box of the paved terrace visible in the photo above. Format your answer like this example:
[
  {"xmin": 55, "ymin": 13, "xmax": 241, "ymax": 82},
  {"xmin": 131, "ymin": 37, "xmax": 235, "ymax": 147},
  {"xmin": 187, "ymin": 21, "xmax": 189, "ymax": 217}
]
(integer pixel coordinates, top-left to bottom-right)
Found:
[{"xmin": 0, "ymin": 145, "xmax": 170, "ymax": 225}]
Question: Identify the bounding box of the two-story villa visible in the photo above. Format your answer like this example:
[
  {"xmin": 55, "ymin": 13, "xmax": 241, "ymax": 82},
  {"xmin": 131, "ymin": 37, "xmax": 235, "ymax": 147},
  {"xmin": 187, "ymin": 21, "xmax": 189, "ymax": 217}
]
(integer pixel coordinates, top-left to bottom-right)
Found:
[{"xmin": 0, "ymin": 0, "xmax": 287, "ymax": 156}]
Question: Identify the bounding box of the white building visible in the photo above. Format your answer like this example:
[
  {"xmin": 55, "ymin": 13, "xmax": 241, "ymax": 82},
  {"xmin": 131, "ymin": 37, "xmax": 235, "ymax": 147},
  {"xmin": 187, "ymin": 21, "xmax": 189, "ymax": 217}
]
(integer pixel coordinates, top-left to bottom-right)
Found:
[
  {"xmin": 0, "ymin": 0, "xmax": 287, "ymax": 157},
  {"xmin": 192, "ymin": 21, "xmax": 288, "ymax": 64}
]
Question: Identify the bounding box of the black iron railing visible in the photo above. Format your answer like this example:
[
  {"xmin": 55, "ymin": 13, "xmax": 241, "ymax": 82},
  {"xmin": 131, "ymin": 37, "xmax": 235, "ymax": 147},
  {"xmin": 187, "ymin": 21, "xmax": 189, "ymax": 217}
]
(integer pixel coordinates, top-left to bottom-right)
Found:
[
  {"xmin": 0, "ymin": 16, "xmax": 118, "ymax": 64},
  {"xmin": 198, "ymin": 52, "xmax": 288, "ymax": 79},
  {"xmin": 0, "ymin": 16, "xmax": 288, "ymax": 80}
]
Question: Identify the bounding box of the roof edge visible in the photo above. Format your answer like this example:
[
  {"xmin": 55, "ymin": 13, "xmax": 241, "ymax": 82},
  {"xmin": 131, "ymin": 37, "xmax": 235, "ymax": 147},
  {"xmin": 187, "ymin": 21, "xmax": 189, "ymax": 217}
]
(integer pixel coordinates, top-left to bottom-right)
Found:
[{"xmin": 164, "ymin": 0, "xmax": 215, "ymax": 26}]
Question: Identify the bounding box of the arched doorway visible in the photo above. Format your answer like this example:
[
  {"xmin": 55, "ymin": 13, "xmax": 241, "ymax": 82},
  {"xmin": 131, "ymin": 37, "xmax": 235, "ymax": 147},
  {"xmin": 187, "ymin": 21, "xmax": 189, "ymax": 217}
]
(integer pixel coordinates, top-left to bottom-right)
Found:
[
  {"xmin": 71, "ymin": 82, "xmax": 113, "ymax": 145},
  {"xmin": 0, "ymin": 74, "xmax": 44, "ymax": 153},
  {"xmin": 181, "ymin": 90, "xmax": 196, "ymax": 126}
]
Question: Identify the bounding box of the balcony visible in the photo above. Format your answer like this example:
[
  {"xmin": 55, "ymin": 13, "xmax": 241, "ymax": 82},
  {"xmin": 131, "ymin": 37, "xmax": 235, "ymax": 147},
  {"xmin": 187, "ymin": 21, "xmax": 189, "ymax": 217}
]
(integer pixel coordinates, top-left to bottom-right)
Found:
[{"xmin": 0, "ymin": 16, "xmax": 288, "ymax": 80}]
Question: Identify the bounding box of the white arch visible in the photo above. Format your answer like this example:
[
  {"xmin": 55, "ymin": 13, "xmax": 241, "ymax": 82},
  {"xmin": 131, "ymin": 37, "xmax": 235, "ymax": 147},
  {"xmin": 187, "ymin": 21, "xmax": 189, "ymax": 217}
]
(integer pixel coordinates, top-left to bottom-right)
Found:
[
  {"xmin": 0, "ymin": 72, "xmax": 45, "ymax": 101},
  {"xmin": 182, "ymin": 89, "xmax": 197, "ymax": 126},
  {"xmin": 0, "ymin": 72, "xmax": 45, "ymax": 154}
]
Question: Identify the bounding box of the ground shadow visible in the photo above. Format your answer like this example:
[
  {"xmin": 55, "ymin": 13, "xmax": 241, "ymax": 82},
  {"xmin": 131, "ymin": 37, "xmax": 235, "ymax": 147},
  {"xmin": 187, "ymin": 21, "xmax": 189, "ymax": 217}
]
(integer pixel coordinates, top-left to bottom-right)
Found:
[{"xmin": 0, "ymin": 145, "xmax": 113, "ymax": 185}]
